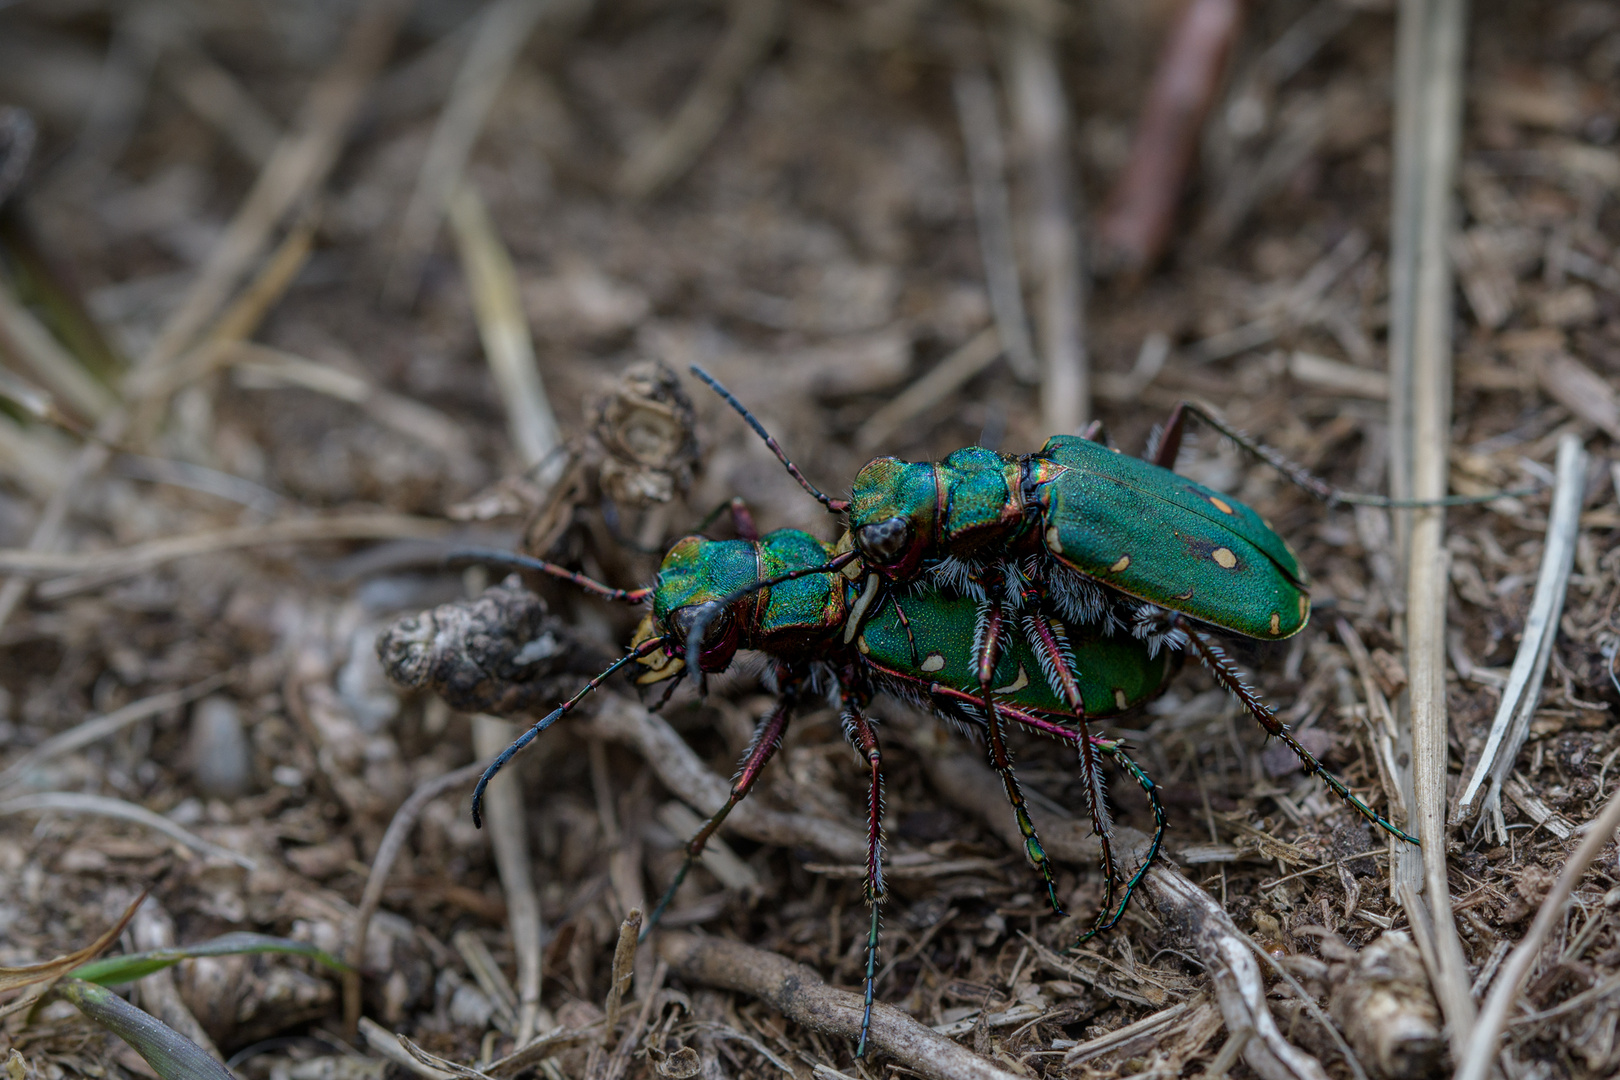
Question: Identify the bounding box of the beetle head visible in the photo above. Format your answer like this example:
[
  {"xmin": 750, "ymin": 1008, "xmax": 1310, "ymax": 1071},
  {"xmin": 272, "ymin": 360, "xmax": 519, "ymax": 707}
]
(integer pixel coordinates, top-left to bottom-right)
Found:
[{"xmin": 848, "ymin": 458, "xmax": 935, "ymax": 579}]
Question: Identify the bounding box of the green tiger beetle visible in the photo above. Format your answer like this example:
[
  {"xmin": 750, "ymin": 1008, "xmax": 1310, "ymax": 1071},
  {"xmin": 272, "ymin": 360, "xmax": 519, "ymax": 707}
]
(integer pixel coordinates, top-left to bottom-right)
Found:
[
  {"xmin": 456, "ymin": 509, "xmax": 1172, "ymax": 1058},
  {"xmin": 689, "ymin": 366, "xmax": 1496, "ymax": 861}
]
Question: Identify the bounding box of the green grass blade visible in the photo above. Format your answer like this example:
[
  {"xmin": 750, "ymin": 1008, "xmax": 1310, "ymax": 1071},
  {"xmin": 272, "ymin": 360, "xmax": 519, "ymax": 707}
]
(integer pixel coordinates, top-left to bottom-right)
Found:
[
  {"xmin": 52, "ymin": 979, "xmax": 233, "ymax": 1080},
  {"xmin": 69, "ymin": 933, "xmax": 348, "ymax": 986}
]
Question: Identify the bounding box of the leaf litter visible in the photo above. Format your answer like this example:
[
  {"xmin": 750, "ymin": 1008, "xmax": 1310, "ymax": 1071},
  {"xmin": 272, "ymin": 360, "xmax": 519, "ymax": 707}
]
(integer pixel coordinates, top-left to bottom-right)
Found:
[{"xmin": 0, "ymin": 2, "xmax": 1617, "ymax": 1080}]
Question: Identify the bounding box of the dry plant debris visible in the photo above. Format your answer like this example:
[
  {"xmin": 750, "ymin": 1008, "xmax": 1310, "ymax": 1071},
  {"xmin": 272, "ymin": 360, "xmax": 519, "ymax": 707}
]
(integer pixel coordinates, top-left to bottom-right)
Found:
[{"xmin": 0, "ymin": 3, "xmax": 1617, "ymax": 1080}]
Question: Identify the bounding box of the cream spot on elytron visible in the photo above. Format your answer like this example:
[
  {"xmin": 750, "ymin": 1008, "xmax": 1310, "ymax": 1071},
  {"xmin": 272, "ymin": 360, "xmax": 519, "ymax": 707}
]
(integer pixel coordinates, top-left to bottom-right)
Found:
[
  {"xmin": 857, "ymin": 635, "xmax": 870, "ymax": 655},
  {"xmin": 1210, "ymin": 496, "xmax": 1235, "ymax": 515},
  {"xmin": 1114, "ymin": 689, "xmax": 1128, "ymax": 710},
  {"xmin": 994, "ymin": 665, "xmax": 1029, "ymax": 694},
  {"xmin": 1045, "ymin": 525, "xmax": 1063, "ymax": 554},
  {"xmin": 1110, "ymin": 555, "xmax": 1131, "ymax": 573},
  {"xmin": 1212, "ymin": 547, "xmax": 1237, "ymax": 569},
  {"xmin": 921, "ymin": 652, "xmax": 945, "ymax": 672},
  {"xmin": 1269, "ymin": 613, "xmax": 1282, "ymax": 635},
  {"xmin": 1298, "ymin": 594, "xmax": 1309, "ymax": 620}
]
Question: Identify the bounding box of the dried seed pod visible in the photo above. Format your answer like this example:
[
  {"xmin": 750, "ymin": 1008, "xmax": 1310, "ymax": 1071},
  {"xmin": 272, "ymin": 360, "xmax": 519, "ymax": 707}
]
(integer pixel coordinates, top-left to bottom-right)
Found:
[
  {"xmin": 376, "ymin": 576, "xmax": 597, "ymax": 715},
  {"xmin": 593, "ymin": 360, "xmax": 699, "ymax": 504},
  {"xmin": 1327, "ymin": 931, "xmax": 1444, "ymax": 1080},
  {"xmin": 525, "ymin": 359, "xmax": 700, "ymax": 554}
]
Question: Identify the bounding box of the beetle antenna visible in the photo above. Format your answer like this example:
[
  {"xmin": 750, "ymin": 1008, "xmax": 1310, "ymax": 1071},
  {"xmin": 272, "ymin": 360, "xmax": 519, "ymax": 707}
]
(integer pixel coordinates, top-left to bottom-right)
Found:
[
  {"xmin": 1163, "ymin": 402, "xmax": 1541, "ymax": 508},
  {"xmin": 448, "ymin": 549, "xmax": 653, "ymax": 603},
  {"xmin": 690, "ymin": 365, "xmax": 851, "ymax": 514},
  {"xmin": 684, "ymin": 551, "xmax": 860, "ymax": 683},
  {"xmin": 470, "ymin": 636, "xmax": 665, "ymax": 826}
]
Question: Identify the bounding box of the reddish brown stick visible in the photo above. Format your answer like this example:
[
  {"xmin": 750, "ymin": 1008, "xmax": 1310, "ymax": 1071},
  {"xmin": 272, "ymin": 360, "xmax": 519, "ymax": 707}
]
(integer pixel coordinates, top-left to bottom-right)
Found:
[{"xmin": 1096, "ymin": 0, "xmax": 1244, "ymax": 274}]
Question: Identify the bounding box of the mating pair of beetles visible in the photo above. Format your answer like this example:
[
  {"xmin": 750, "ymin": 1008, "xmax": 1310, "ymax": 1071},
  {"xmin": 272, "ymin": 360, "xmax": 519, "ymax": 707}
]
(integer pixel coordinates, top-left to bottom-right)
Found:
[{"xmin": 460, "ymin": 367, "xmax": 1429, "ymax": 1056}]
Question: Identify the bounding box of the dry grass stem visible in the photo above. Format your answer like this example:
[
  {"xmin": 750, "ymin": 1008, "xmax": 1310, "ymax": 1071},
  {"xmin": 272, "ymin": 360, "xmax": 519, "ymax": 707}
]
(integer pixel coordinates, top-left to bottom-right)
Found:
[
  {"xmin": 454, "ymin": 930, "xmax": 520, "ymax": 1032},
  {"xmin": 359, "ymin": 1017, "xmax": 462, "ymax": 1080},
  {"xmin": 0, "ymin": 669, "xmax": 236, "ymax": 794},
  {"xmin": 953, "ymin": 69, "xmax": 1038, "ymax": 384},
  {"xmin": 0, "ymin": 512, "xmax": 452, "ymax": 597},
  {"xmin": 229, "ymin": 342, "xmax": 476, "ymax": 467},
  {"xmin": 128, "ymin": 213, "xmax": 318, "ymax": 407},
  {"xmin": 1387, "ymin": 0, "xmax": 1475, "ymax": 1057},
  {"xmin": 449, "ymin": 184, "xmax": 560, "ymax": 471},
  {"xmin": 0, "ymin": 277, "xmax": 117, "ymax": 421},
  {"xmin": 1455, "ymin": 785, "xmax": 1620, "ymax": 1080},
  {"xmin": 614, "ymin": 0, "xmax": 783, "ymax": 201},
  {"xmin": 1334, "ymin": 618, "xmax": 1408, "ymax": 821},
  {"xmin": 1002, "ymin": 15, "xmax": 1087, "ymax": 432},
  {"xmin": 384, "ymin": 0, "xmax": 554, "ymax": 305},
  {"xmin": 473, "ymin": 715, "xmax": 547, "ymax": 1044},
  {"xmin": 854, "ymin": 326, "xmax": 1000, "ymax": 452},
  {"xmin": 1061, "ymin": 1002, "xmax": 1190, "ymax": 1066},
  {"xmin": 139, "ymin": 0, "xmax": 407, "ymax": 371},
  {"xmin": 161, "ymin": 45, "xmax": 282, "ymax": 168},
  {"xmin": 1455, "ymin": 433, "xmax": 1587, "ymax": 834},
  {"xmin": 0, "ymin": 792, "xmax": 254, "ymax": 868}
]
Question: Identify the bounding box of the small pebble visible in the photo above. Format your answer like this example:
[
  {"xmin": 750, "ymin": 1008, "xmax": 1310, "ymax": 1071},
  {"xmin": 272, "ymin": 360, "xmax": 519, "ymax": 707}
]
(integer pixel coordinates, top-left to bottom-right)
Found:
[
  {"xmin": 271, "ymin": 764, "xmax": 306, "ymax": 788},
  {"xmin": 190, "ymin": 696, "xmax": 252, "ymax": 798},
  {"xmin": 448, "ymin": 983, "xmax": 496, "ymax": 1029}
]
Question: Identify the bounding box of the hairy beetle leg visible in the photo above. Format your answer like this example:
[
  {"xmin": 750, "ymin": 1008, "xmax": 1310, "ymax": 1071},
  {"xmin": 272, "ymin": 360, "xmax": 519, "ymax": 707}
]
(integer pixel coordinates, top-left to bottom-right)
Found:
[
  {"xmin": 992, "ymin": 705, "xmax": 1166, "ymax": 941},
  {"xmin": 1073, "ymin": 739, "xmax": 1165, "ymax": 944},
  {"xmin": 1178, "ymin": 617, "xmax": 1418, "ymax": 845},
  {"xmin": 1019, "ymin": 611, "xmax": 1119, "ymax": 922},
  {"xmin": 839, "ymin": 690, "xmax": 886, "ymax": 1060},
  {"xmin": 975, "ymin": 588, "xmax": 1066, "ymax": 919},
  {"xmin": 643, "ymin": 683, "xmax": 795, "ymax": 940}
]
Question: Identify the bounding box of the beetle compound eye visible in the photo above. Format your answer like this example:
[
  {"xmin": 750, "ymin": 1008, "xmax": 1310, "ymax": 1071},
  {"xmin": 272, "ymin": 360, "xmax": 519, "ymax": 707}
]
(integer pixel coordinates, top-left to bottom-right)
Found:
[
  {"xmin": 671, "ymin": 600, "xmax": 726, "ymax": 642},
  {"xmin": 856, "ymin": 517, "xmax": 912, "ymax": 563}
]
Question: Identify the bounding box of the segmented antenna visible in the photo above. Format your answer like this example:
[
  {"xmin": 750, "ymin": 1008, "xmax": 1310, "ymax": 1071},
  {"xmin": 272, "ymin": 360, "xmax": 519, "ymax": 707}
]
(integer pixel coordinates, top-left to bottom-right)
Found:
[
  {"xmin": 1165, "ymin": 402, "xmax": 1541, "ymax": 508},
  {"xmin": 470, "ymin": 636, "xmax": 665, "ymax": 826},
  {"xmin": 448, "ymin": 549, "xmax": 653, "ymax": 603},
  {"xmin": 689, "ymin": 365, "xmax": 851, "ymax": 514}
]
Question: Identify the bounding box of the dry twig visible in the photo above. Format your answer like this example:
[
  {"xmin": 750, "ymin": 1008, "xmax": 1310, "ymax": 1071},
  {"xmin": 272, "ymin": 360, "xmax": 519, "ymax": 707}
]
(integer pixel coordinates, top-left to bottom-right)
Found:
[
  {"xmin": 590, "ymin": 695, "xmax": 868, "ymax": 862},
  {"xmin": 344, "ymin": 761, "xmax": 485, "ymax": 1038},
  {"xmin": 1143, "ymin": 869, "xmax": 1330, "ymax": 1080},
  {"xmin": 0, "ymin": 512, "xmax": 452, "ymax": 598},
  {"xmin": 1096, "ymin": 0, "xmax": 1242, "ymax": 274},
  {"xmin": 658, "ymin": 934, "xmax": 1024, "ymax": 1080},
  {"xmin": 1454, "ymin": 434, "xmax": 1587, "ymax": 836}
]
